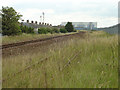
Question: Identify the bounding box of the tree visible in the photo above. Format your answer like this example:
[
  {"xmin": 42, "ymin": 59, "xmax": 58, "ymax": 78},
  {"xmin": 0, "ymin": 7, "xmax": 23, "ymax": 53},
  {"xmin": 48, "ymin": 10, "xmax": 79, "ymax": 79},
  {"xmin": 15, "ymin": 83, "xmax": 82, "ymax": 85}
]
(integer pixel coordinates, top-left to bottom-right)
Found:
[
  {"xmin": 1, "ymin": 6, "xmax": 22, "ymax": 36},
  {"xmin": 65, "ymin": 22, "xmax": 74, "ymax": 32}
]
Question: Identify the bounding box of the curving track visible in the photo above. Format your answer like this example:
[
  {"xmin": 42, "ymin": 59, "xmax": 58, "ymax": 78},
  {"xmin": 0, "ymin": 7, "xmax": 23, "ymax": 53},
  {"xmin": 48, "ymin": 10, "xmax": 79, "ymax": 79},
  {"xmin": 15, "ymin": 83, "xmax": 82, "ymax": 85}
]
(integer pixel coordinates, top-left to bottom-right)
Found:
[
  {"xmin": 1, "ymin": 32, "xmax": 85, "ymax": 49},
  {"xmin": 2, "ymin": 32, "xmax": 85, "ymax": 57}
]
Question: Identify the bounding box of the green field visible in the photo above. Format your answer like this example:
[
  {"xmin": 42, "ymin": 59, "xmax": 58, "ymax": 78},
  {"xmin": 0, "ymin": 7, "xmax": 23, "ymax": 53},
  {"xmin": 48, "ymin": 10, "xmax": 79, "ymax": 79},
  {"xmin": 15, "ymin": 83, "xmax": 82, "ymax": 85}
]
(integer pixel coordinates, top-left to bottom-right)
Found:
[{"xmin": 2, "ymin": 31, "xmax": 118, "ymax": 88}]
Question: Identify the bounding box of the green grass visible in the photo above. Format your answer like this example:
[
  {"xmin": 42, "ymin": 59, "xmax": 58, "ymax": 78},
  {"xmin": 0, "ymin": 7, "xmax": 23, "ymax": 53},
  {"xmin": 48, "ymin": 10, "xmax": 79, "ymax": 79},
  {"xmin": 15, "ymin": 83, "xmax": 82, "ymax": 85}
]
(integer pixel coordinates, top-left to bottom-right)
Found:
[
  {"xmin": 2, "ymin": 31, "xmax": 118, "ymax": 88},
  {"xmin": 2, "ymin": 33, "xmax": 63, "ymax": 44},
  {"xmin": 2, "ymin": 32, "xmax": 77, "ymax": 45}
]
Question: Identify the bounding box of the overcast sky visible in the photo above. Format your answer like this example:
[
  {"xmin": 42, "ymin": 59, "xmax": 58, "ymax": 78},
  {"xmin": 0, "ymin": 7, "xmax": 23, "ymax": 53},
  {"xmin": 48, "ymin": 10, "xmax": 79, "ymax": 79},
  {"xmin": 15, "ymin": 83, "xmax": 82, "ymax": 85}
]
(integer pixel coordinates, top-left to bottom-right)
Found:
[{"xmin": 1, "ymin": 0, "xmax": 119, "ymax": 27}]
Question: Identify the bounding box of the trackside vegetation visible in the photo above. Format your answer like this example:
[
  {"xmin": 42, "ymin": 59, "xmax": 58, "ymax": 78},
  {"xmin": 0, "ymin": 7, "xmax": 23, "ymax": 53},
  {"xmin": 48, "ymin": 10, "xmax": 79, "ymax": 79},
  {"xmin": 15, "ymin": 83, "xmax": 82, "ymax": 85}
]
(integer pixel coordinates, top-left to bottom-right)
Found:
[
  {"xmin": 2, "ymin": 33, "xmax": 70, "ymax": 44},
  {"xmin": 2, "ymin": 31, "xmax": 118, "ymax": 88},
  {"xmin": 20, "ymin": 25, "xmax": 34, "ymax": 34}
]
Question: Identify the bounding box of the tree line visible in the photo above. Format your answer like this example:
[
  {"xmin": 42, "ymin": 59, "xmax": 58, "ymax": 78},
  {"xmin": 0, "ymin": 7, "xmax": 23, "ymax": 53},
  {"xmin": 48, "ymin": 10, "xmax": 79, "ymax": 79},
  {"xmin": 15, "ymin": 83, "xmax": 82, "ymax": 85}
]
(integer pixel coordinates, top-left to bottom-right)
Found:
[{"xmin": 1, "ymin": 6, "xmax": 76, "ymax": 36}]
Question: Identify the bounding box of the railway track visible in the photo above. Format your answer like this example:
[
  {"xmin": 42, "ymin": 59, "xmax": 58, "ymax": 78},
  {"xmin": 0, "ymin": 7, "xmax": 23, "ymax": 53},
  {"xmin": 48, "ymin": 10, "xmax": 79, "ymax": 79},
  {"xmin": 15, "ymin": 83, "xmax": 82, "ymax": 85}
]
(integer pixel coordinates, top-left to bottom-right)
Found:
[
  {"xmin": 2, "ymin": 32, "xmax": 84, "ymax": 83},
  {"xmin": 2, "ymin": 49, "xmax": 81, "ymax": 82},
  {"xmin": 1, "ymin": 32, "xmax": 85, "ymax": 49}
]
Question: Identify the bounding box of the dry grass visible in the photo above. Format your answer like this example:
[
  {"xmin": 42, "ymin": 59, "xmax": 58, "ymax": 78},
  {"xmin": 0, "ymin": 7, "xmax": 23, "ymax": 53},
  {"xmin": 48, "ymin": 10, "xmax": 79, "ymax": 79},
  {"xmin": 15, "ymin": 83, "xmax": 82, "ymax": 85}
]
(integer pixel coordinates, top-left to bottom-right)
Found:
[
  {"xmin": 2, "ymin": 31, "xmax": 118, "ymax": 88},
  {"xmin": 2, "ymin": 33, "xmax": 67, "ymax": 44}
]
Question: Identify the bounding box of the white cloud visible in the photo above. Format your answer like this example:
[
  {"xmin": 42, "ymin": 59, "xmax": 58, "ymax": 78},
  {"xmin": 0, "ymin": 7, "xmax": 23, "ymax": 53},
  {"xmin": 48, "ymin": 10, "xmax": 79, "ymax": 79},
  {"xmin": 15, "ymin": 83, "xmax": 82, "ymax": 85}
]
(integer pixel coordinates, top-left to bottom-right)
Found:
[
  {"xmin": 1, "ymin": 0, "xmax": 119, "ymax": 7},
  {"xmin": 17, "ymin": 9, "xmax": 118, "ymax": 27},
  {"xmin": 0, "ymin": 0, "xmax": 119, "ymax": 27},
  {"xmin": 17, "ymin": 8, "xmax": 55, "ymax": 21},
  {"xmin": 46, "ymin": 12, "xmax": 117, "ymax": 27}
]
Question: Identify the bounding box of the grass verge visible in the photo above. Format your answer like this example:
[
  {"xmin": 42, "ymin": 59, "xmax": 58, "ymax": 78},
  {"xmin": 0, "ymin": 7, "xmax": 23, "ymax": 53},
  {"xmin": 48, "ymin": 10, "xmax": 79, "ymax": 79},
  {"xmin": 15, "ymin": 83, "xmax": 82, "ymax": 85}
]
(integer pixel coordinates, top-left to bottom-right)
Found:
[
  {"xmin": 2, "ymin": 31, "xmax": 118, "ymax": 88},
  {"xmin": 2, "ymin": 32, "xmax": 78, "ymax": 45}
]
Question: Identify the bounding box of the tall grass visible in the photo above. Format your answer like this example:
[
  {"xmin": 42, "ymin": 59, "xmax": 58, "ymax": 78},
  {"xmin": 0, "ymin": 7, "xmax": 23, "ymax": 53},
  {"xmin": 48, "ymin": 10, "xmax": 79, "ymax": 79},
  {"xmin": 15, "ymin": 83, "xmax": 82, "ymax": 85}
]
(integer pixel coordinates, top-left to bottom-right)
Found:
[
  {"xmin": 2, "ymin": 31, "xmax": 118, "ymax": 88},
  {"xmin": 2, "ymin": 33, "xmax": 64, "ymax": 44},
  {"xmin": 2, "ymin": 32, "xmax": 78, "ymax": 45}
]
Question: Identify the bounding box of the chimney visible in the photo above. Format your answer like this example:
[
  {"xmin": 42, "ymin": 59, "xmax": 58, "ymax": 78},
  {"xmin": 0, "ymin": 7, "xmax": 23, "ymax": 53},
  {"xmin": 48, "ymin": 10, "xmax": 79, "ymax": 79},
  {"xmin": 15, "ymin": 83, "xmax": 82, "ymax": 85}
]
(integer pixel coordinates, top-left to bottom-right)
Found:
[
  {"xmin": 27, "ymin": 20, "xmax": 29, "ymax": 23},
  {"xmin": 39, "ymin": 22, "xmax": 41, "ymax": 25},
  {"xmin": 42, "ymin": 22, "xmax": 44, "ymax": 25},
  {"xmin": 31, "ymin": 21, "xmax": 34, "ymax": 24},
  {"xmin": 35, "ymin": 21, "xmax": 37, "ymax": 24}
]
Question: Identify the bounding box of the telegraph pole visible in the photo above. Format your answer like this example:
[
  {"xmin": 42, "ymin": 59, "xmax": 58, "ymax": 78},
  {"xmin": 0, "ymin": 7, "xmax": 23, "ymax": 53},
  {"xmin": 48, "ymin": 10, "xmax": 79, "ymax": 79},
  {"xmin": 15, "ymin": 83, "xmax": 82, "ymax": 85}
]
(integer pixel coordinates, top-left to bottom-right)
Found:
[
  {"xmin": 42, "ymin": 12, "xmax": 44, "ymax": 23},
  {"xmin": 40, "ymin": 16, "xmax": 42, "ymax": 23}
]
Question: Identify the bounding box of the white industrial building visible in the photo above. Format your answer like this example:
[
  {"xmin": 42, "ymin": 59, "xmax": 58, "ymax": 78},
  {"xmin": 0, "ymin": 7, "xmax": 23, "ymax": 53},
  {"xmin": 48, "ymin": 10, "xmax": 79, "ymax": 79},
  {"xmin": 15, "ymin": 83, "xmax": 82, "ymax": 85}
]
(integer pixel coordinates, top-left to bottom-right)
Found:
[{"xmin": 61, "ymin": 22, "xmax": 97, "ymax": 30}]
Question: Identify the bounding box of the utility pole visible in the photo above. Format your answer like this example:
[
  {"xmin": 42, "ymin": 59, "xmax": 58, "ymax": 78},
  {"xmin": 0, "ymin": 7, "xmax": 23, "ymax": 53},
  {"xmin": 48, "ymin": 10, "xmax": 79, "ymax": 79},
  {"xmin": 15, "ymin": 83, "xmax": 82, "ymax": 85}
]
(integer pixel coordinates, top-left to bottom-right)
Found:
[
  {"xmin": 42, "ymin": 12, "xmax": 44, "ymax": 23},
  {"xmin": 40, "ymin": 16, "xmax": 42, "ymax": 23}
]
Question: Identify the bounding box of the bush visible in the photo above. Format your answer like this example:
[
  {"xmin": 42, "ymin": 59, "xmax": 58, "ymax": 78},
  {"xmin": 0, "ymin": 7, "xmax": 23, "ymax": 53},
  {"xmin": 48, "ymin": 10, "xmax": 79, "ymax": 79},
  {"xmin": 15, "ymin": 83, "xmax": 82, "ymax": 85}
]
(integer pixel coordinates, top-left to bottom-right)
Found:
[
  {"xmin": 50, "ymin": 30, "xmax": 54, "ymax": 34},
  {"xmin": 38, "ymin": 28, "xmax": 48, "ymax": 34},
  {"xmin": 20, "ymin": 25, "xmax": 28, "ymax": 33},
  {"xmin": 91, "ymin": 30, "xmax": 97, "ymax": 31},
  {"xmin": 20, "ymin": 25, "xmax": 34, "ymax": 34},
  {"xmin": 38, "ymin": 27, "xmax": 60, "ymax": 34},
  {"xmin": 46, "ymin": 28, "xmax": 52, "ymax": 33},
  {"xmin": 60, "ymin": 28, "xmax": 67, "ymax": 33},
  {"xmin": 27, "ymin": 27, "xmax": 34, "ymax": 34},
  {"xmin": 52, "ymin": 28, "xmax": 60, "ymax": 33},
  {"xmin": 46, "ymin": 28, "xmax": 57, "ymax": 34},
  {"xmin": 73, "ymin": 30, "xmax": 77, "ymax": 32}
]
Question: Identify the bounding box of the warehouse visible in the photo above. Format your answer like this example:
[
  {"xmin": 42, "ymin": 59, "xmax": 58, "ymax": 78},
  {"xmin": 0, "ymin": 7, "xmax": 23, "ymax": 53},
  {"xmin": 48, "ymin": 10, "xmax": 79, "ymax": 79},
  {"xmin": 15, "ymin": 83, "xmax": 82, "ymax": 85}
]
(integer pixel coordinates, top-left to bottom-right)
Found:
[{"xmin": 61, "ymin": 22, "xmax": 97, "ymax": 30}]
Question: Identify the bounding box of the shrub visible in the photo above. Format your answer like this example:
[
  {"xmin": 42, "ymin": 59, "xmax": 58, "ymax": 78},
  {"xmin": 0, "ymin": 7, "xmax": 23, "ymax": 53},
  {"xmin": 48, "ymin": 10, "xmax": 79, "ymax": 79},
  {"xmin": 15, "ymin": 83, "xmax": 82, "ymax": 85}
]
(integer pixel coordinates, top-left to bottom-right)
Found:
[
  {"xmin": 27, "ymin": 27, "xmax": 34, "ymax": 34},
  {"xmin": 52, "ymin": 28, "xmax": 60, "ymax": 33},
  {"xmin": 46, "ymin": 28, "xmax": 52, "ymax": 33},
  {"xmin": 38, "ymin": 27, "xmax": 48, "ymax": 34},
  {"xmin": 91, "ymin": 30, "xmax": 97, "ymax": 31},
  {"xmin": 60, "ymin": 28, "xmax": 67, "ymax": 33},
  {"xmin": 20, "ymin": 26, "xmax": 34, "ymax": 34},
  {"xmin": 73, "ymin": 30, "xmax": 77, "ymax": 32},
  {"xmin": 20, "ymin": 25, "xmax": 28, "ymax": 33},
  {"xmin": 46, "ymin": 28, "xmax": 54, "ymax": 34}
]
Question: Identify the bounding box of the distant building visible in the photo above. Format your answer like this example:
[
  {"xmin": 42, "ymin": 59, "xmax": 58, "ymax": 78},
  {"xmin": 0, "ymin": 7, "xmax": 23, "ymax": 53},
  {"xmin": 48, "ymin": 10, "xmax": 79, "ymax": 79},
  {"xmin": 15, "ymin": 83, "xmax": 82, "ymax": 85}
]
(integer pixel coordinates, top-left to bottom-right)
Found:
[
  {"xmin": 21, "ymin": 20, "xmax": 52, "ymax": 29},
  {"xmin": 61, "ymin": 22, "xmax": 97, "ymax": 30},
  {"xmin": 21, "ymin": 20, "xmax": 52, "ymax": 33}
]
